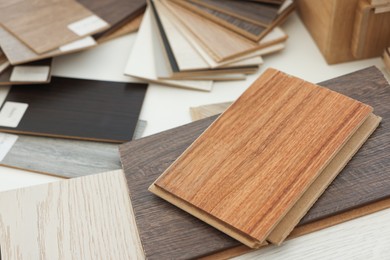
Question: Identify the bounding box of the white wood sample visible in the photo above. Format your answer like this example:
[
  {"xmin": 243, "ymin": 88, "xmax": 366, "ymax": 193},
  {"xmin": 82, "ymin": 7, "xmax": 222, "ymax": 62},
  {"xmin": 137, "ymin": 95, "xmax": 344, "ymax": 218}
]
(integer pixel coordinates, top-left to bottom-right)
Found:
[
  {"xmin": 124, "ymin": 7, "xmax": 213, "ymax": 91},
  {"xmin": 0, "ymin": 170, "xmax": 144, "ymax": 259}
]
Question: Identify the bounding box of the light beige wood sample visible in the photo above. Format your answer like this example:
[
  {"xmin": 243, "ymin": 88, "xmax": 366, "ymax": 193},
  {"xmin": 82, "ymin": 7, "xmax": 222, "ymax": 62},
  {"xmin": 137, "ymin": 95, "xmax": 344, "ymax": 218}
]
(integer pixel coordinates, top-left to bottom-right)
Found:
[
  {"xmin": 0, "ymin": 170, "xmax": 144, "ymax": 259},
  {"xmin": 371, "ymin": 0, "xmax": 390, "ymax": 5},
  {"xmin": 124, "ymin": 7, "xmax": 213, "ymax": 91},
  {"xmin": 190, "ymin": 101, "xmax": 232, "ymax": 121},
  {"xmin": 296, "ymin": 0, "xmax": 359, "ymax": 64},
  {"xmin": 151, "ymin": 68, "xmax": 373, "ymax": 247},
  {"xmin": 352, "ymin": 0, "xmax": 390, "ymax": 59},
  {"xmin": 0, "ymin": 0, "xmax": 109, "ymax": 54},
  {"xmin": 375, "ymin": 3, "xmax": 390, "ymax": 13},
  {"xmin": 0, "ymin": 27, "xmax": 97, "ymax": 65},
  {"xmin": 161, "ymin": 0, "xmax": 270, "ymax": 62}
]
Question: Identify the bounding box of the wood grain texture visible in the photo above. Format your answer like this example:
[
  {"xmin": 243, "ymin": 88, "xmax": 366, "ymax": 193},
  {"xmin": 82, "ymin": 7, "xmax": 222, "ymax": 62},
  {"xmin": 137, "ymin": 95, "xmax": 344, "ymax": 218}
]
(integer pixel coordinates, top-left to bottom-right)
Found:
[
  {"xmin": 0, "ymin": 59, "xmax": 52, "ymax": 85},
  {"xmin": 119, "ymin": 66, "xmax": 390, "ymax": 259},
  {"xmin": 0, "ymin": 27, "xmax": 97, "ymax": 65},
  {"xmin": 161, "ymin": 0, "xmax": 263, "ymax": 62},
  {"xmin": 190, "ymin": 102, "xmax": 232, "ymax": 121},
  {"xmin": 0, "ymin": 0, "xmax": 108, "ymax": 54},
  {"xmin": 0, "ymin": 170, "xmax": 144, "ymax": 259},
  {"xmin": 296, "ymin": 0, "xmax": 358, "ymax": 64},
  {"xmin": 124, "ymin": 7, "xmax": 214, "ymax": 91},
  {"xmin": 352, "ymin": 0, "xmax": 390, "ymax": 59},
  {"xmin": 0, "ymin": 120, "xmax": 146, "ymax": 178},
  {"xmin": 78, "ymin": 0, "xmax": 145, "ymax": 39},
  {"xmin": 0, "ymin": 77, "xmax": 147, "ymax": 143},
  {"xmin": 151, "ymin": 68, "xmax": 372, "ymax": 247}
]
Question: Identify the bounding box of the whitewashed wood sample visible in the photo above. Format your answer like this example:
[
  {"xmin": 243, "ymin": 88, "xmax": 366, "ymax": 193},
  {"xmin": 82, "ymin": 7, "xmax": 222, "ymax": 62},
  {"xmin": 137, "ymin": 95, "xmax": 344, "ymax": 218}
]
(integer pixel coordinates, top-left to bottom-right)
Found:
[
  {"xmin": 190, "ymin": 101, "xmax": 232, "ymax": 121},
  {"xmin": 0, "ymin": 120, "xmax": 146, "ymax": 178},
  {"xmin": 124, "ymin": 7, "xmax": 213, "ymax": 91},
  {"xmin": 0, "ymin": 170, "xmax": 144, "ymax": 259}
]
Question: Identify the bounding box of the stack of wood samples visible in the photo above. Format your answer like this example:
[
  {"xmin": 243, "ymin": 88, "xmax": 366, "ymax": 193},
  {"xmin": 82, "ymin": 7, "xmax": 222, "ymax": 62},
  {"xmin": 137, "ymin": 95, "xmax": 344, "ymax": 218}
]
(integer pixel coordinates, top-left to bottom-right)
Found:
[
  {"xmin": 120, "ymin": 67, "xmax": 388, "ymax": 259},
  {"xmin": 125, "ymin": 1, "xmax": 290, "ymax": 90},
  {"xmin": 0, "ymin": 0, "xmax": 146, "ymax": 66},
  {"xmin": 297, "ymin": 0, "xmax": 390, "ymax": 64},
  {"xmin": 0, "ymin": 77, "xmax": 147, "ymax": 143},
  {"xmin": 0, "ymin": 170, "xmax": 144, "ymax": 259},
  {"xmin": 149, "ymin": 68, "xmax": 377, "ymax": 247}
]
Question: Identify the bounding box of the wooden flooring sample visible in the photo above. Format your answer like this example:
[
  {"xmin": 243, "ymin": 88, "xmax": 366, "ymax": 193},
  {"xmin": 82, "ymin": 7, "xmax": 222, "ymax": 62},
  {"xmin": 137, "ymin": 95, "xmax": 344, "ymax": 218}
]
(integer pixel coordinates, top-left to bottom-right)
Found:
[
  {"xmin": 150, "ymin": 68, "xmax": 372, "ymax": 247},
  {"xmin": 0, "ymin": 170, "xmax": 144, "ymax": 259},
  {"xmin": 190, "ymin": 101, "xmax": 232, "ymax": 121},
  {"xmin": 0, "ymin": 27, "xmax": 97, "ymax": 65},
  {"xmin": 161, "ymin": 0, "xmax": 263, "ymax": 62},
  {"xmin": 0, "ymin": 77, "xmax": 147, "ymax": 143},
  {"xmin": 352, "ymin": 0, "xmax": 390, "ymax": 59},
  {"xmin": 120, "ymin": 66, "xmax": 390, "ymax": 259},
  {"xmin": 124, "ymin": 7, "xmax": 213, "ymax": 91},
  {"xmin": 78, "ymin": 0, "xmax": 146, "ymax": 39},
  {"xmin": 0, "ymin": 120, "xmax": 146, "ymax": 178},
  {"xmin": 0, "ymin": 59, "xmax": 52, "ymax": 85},
  {"xmin": 0, "ymin": 0, "xmax": 108, "ymax": 54}
]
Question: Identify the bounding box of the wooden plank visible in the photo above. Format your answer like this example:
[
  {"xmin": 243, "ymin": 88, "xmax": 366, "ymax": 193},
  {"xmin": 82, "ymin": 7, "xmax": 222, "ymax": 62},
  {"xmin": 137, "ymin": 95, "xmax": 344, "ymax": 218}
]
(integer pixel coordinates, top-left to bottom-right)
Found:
[
  {"xmin": 124, "ymin": 7, "xmax": 214, "ymax": 91},
  {"xmin": 352, "ymin": 0, "xmax": 390, "ymax": 59},
  {"xmin": 77, "ymin": 0, "xmax": 145, "ymax": 39},
  {"xmin": 0, "ymin": 120, "xmax": 146, "ymax": 178},
  {"xmin": 151, "ymin": 68, "xmax": 372, "ymax": 247},
  {"xmin": 119, "ymin": 67, "xmax": 387, "ymax": 259},
  {"xmin": 161, "ymin": 0, "xmax": 262, "ymax": 62},
  {"xmin": 0, "ymin": 0, "xmax": 109, "ymax": 54},
  {"xmin": 0, "ymin": 27, "xmax": 97, "ymax": 65},
  {"xmin": 190, "ymin": 102, "xmax": 232, "ymax": 121},
  {"xmin": 0, "ymin": 170, "xmax": 144, "ymax": 259},
  {"xmin": 0, "ymin": 59, "xmax": 52, "ymax": 85},
  {"xmin": 0, "ymin": 77, "xmax": 147, "ymax": 143}
]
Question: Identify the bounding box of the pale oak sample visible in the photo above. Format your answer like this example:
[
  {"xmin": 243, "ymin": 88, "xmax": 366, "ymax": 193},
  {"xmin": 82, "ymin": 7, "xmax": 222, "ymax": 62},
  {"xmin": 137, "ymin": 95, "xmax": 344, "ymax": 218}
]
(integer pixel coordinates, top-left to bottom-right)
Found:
[
  {"xmin": 190, "ymin": 101, "xmax": 232, "ymax": 121},
  {"xmin": 119, "ymin": 67, "xmax": 390, "ymax": 259},
  {"xmin": 124, "ymin": 7, "xmax": 213, "ymax": 91},
  {"xmin": 0, "ymin": 170, "xmax": 144, "ymax": 259},
  {"xmin": 0, "ymin": 0, "xmax": 109, "ymax": 54},
  {"xmin": 150, "ymin": 68, "xmax": 373, "ymax": 247}
]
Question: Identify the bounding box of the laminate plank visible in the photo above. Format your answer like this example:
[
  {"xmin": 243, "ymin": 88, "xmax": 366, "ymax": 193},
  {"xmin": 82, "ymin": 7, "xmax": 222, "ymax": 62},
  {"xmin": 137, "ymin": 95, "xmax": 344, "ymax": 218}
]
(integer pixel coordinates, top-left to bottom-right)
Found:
[
  {"xmin": 119, "ymin": 67, "xmax": 386, "ymax": 259},
  {"xmin": 190, "ymin": 102, "xmax": 232, "ymax": 121},
  {"xmin": 0, "ymin": 59, "xmax": 52, "ymax": 85},
  {"xmin": 78, "ymin": 0, "xmax": 145, "ymax": 39},
  {"xmin": 124, "ymin": 7, "xmax": 214, "ymax": 91},
  {"xmin": 0, "ymin": 0, "xmax": 109, "ymax": 54},
  {"xmin": 0, "ymin": 120, "xmax": 146, "ymax": 178},
  {"xmin": 0, "ymin": 77, "xmax": 147, "ymax": 143},
  {"xmin": 161, "ymin": 0, "xmax": 262, "ymax": 62},
  {"xmin": 0, "ymin": 27, "xmax": 97, "ymax": 65},
  {"xmin": 352, "ymin": 0, "xmax": 390, "ymax": 59},
  {"xmin": 151, "ymin": 69, "xmax": 372, "ymax": 247},
  {"xmin": 0, "ymin": 170, "xmax": 144, "ymax": 259}
]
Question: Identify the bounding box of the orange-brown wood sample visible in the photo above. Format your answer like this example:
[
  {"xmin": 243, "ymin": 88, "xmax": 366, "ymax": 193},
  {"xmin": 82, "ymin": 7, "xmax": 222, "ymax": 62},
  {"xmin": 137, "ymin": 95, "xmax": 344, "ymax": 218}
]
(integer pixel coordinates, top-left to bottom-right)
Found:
[{"xmin": 150, "ymin": 68, "xmax": 373, "ymax": 247}]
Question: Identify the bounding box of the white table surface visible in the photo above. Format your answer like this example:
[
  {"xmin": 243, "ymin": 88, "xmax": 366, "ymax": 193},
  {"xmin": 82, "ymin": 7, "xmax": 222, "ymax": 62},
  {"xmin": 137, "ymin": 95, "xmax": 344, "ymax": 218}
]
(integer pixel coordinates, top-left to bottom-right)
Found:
[{"xmin": 1, "ymin": 12, "xmax": 389, "ymax": 259}]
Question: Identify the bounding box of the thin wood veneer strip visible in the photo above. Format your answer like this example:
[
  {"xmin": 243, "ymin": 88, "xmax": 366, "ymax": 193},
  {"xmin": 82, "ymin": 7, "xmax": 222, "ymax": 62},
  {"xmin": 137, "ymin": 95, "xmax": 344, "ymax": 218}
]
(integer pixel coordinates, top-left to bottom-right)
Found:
[
  {"xmin": 151, "ymin": 68, "xmax": 373, "ymax": 247},
  {"xmin": 120, "ymin": 67, "xmax": 390, "ymax": 259}
]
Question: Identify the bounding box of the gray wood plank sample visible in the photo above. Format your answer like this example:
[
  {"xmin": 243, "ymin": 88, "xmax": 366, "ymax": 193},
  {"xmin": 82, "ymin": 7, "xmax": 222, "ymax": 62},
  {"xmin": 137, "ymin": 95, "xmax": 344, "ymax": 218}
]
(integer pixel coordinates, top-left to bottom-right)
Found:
[{"xmin": 0, "ymin": 120, "xmax": 146, "ymax": 178}]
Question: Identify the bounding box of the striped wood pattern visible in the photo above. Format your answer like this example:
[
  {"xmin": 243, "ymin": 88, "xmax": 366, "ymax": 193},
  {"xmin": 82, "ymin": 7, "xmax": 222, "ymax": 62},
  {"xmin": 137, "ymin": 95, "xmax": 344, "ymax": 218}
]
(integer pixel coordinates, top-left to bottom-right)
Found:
[
  {"xmin": 152, "ymin": 68, "xmax": 372, "ymax": 246},
  {"xmin": 0, "ymin": 170, "xmax": 144, "ymax": 259}
]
